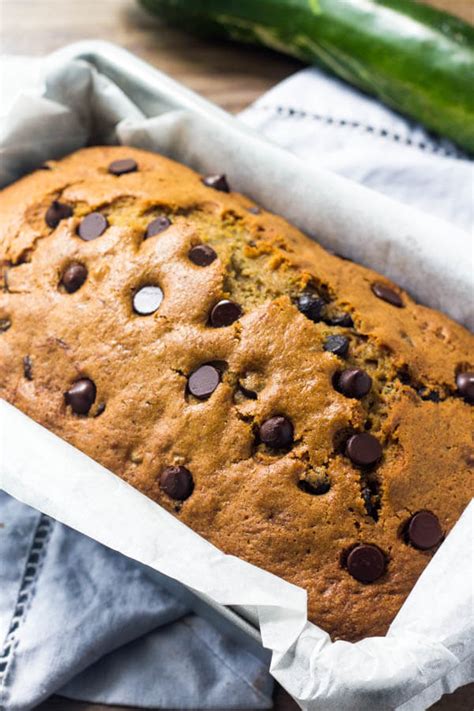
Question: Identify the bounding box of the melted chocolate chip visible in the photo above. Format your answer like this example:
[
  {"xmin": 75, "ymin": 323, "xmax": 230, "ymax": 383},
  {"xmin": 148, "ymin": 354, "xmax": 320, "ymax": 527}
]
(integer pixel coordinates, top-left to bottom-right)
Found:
[
  {"xmin": 65, "ymin": 378, "xmax": 96, "ymax": 415},
  {"xmin": 327, "ymin": 312, "xmax": 353, "ymax": 327},
  {"xmin": 371, "ymin": 282, "xmax": 403, "ymax": 307},
  {"xmin": 298, "ymin": 475, "xmax": 330, "ymax": 496},
  {"xmin": 417, "ymin": 387, "xmax": 440, "ymax": 402},
  {"xmin": 397, "ymin": 366, "xmax": 412, "ymax": 385},
  {"xmin": 160, "ymin": 465, "xmax": 194, "ymax": 500},
  {"xmin": 23, "ymin": 355, "xmax": 33, "ymax": 380},
  {"xmin": 77, "ymin": 213, "xmax": 108, "ymax": 241},
  {"xmin": 297, "ymin": 293, "xmax": 326, "ymax": 322},
  {"xmin": 133, "ymin": 286, "xmax": 164, "ymax": 315},
  {"xmin": 346, "ymin": 544, "xmax": 386, "ymax": 583},
  {"xmin": 0, "ymin": 318, "xmax": 11, "ymax": 332},
  {"xmin": 323, "ymin": 335, "xmax": 349, "ymax": 358},
  {"xmin": 145, "ymin": 216, "xmax": 171, "ymax": 238},
  {"xmin": 259, "ymin": 416, "xmax": 294, "ymax": 450},
  {"xmin": 456, "ymin": 371, "xmax": 474, "ymax": 404},
  {"xmin": 361, "ymin": 485, "xmax": 379, "ymax": 520},
  {"xmin": 61, "ymin": 263, "xmax": 87, "ymax": 293},
  {"xmin": 188, "ymin": 244, "xmax": 217, "ymax": 266},
  {"xmin": 209, "ymin": 300, "xmax": 242, "ymax": 327},
  {"xmin": 188, "ymin": 364, "xmax": 221, "ymax": 400},
  {"xmin": 237, "ymin": 383, "xmax": 258, "ymax": 400},
  {"xmin": 108, "ymin": 158, "xmax": 138, "ymax": 175},
  {"xmin": 202, "ymin": 174, "xmax": 229, "ymax": 192},
  {"xmin": 45, "ymin": 201, "xmax": 73, "ymax": 229},
  {"xmin": 406, "ymin": 511, "xmax": 443, "ymax": 550},
  {"xmin": 345, "ymin": 433, "xmax": 382, "ymax": 467},
  {"xmin": 334, "ymin": 368, "xmax": 372, "ymax": 399}
]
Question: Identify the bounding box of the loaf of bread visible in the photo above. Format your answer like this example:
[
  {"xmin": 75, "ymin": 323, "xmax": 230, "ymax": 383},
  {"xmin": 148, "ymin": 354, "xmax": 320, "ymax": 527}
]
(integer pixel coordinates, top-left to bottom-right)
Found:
[{"xmin": 1, "ymin": 146, "xmax": 472, "ymax": 641}]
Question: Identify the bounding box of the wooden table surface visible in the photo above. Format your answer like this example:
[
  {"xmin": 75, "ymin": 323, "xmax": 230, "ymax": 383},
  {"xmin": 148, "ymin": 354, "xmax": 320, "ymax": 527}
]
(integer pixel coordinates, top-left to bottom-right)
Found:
[{"xmin": 2, "ymin": 1, "xmax": 473, "ymax": 709}]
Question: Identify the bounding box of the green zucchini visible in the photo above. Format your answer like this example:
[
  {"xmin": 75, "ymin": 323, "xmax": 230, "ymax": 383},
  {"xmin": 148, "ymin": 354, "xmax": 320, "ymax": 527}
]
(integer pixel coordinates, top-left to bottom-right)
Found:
[{"xmin": 139, "ymin": 0, "xmax": 474, "ymax": 153}]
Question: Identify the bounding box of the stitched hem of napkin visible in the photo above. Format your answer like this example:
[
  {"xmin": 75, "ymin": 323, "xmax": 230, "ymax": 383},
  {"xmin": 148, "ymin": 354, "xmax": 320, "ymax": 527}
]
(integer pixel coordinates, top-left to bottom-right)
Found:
[
  {"xmin": 0, "ymin": 513, "xmax": 54, "ymax": 694},
  {"xmin": 253, "ymin": 104, "xmax": 463, "ymax": 159}
]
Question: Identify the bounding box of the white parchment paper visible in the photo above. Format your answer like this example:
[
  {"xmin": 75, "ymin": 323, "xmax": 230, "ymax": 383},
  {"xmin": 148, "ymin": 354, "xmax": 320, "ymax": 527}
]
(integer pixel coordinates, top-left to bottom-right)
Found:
[{"xmin": 0, "ymin": 43, "xmax": 473, "ymax": 710}]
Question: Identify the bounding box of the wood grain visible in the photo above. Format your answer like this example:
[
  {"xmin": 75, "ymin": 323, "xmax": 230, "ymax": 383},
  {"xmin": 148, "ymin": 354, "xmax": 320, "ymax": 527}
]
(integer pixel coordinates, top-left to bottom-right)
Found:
[{"xmin": 2, "ymin": 1, "xmax": 473, "ymax": 709}]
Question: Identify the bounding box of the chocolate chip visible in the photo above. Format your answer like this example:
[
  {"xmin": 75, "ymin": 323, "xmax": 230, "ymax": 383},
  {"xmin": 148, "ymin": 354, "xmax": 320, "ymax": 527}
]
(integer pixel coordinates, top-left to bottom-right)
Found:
[
  {"xmin": 345, "ymin": 433, "xmax": 382, "ymax": 467},
  {"xmin": 23, "ymin": 355, "xmax": 33, "ymax": 380},
  {"xmin": 397, "ymin": 367, "xmax": 412, "ymax": 385},
  {"xmin": 95, "ymin": 403, "xmax": 106, "ymax": 417},
  {"xmin": 371, "ymin": 282, "xmax": 403, "ymax": 307},
  {"xmin": 0, "ymin": 318, "xmax": 11, "ymax": 332},
  {"xmin": 327, "ymin": 312, "xmax": 353, "ymax": 327},
  {"xmin": 65, "ymin": 378, "xmax": 96, "ymax": 415},
  {"xmin": 45, "ymin": 201, "xmax": 73, "ymax": 229},
  {"xmin": 108, "ymin": 158, "xmax": 138, "ymax": 175},
  {"xmin": 297, "ymin": 293, "xmax": 326, "ymax": 322},
  {"xmin": 298, "ymin": 475, "xmax": 330, "ymax": 496},
  {"xmin": 346, "ymin": 544, "xmax": 386, "ymax": 583},
  {"xmin": 259, "ymin": 416, "xmax": 294, "ymax": 450},
  {"xmin": 417, "ymin": 387, "xmax": 440, "ymax": 402},
  {"xmin": 160, "ymin": 465, "xmax": 194, "ymax": 500},
  {"xmin": 323, "ymin": 335, "xmax": 349, "ymax": 358},
  {"xmin": 210, "ymin": 300, "xmax": 242, "ymax": 327},
  {"xmin": 334, "ymin": 368, "xmax": 372, "ymax": 399},
  {"xmin": 247, "ymin": 206, "xmax": 261, "ymax": 215},
  {"xmin": 188, "ymin": 364, "xmax": 221, "ymax": 400},
  {"xmin": 133, "ymin": 286, "xmax": 163, "ymax": 315},
  {"xmin": 61, "ymin": 263, "xmax": 87, "ymax": 293},
  {"xmin": 188, "ymin": 244, "xmax": 217, "ymax": 266},
  {"xmin": 237, "ymin": 383, "xmax": 258, "ymax": 400},
  {"xmin": 456, "ymin": 371, "xmax": 474, "ymax": 404},
  {"xmin": 77, "ymin": 213, "xmax": 108, "ymax": 241},
  {"xmin": 361, "ymin": 485, "xmax": 379, "ymax": 520},
  {"xmin": 145, "ymin": 216, "xmax": 171, "ymax": 238},
  {"xmin": 406, "ymin": 511, "xmax": 443, "ymax": 550},
  {"xmin": 202, "ymin": 174, "xmax": 229, "ymax": 192}
]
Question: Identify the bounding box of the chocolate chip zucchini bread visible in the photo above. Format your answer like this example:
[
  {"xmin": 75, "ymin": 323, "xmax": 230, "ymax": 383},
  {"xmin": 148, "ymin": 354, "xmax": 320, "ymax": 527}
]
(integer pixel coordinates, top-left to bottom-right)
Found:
[{"xmin": 1, "ymin": 146, "xmax": 473, "ymax": 641}]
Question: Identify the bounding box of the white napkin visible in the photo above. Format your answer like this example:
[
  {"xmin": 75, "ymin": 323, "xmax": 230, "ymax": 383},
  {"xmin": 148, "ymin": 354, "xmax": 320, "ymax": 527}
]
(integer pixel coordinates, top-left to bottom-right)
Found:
[{"xmin": 240, "ymin": 67, "xmax": 473, "ymax": 231}]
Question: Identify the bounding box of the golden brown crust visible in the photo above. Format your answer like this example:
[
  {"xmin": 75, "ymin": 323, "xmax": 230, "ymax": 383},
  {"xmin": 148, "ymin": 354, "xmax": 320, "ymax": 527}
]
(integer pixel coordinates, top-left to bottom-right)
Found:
[{"xmin": 1, "ymin": 146, "xmax": 472, "ymax": 641}]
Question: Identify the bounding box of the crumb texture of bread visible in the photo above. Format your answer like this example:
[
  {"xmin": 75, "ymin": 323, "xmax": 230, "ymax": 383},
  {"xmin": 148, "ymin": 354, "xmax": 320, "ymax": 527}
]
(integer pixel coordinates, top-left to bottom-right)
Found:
[{"xmin": 1, "ymin": 146, "xmax": 472, "ymax": 642}]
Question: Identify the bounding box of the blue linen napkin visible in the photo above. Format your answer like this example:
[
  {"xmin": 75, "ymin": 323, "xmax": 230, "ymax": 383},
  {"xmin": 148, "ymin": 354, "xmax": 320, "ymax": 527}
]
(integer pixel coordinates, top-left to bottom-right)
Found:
[
  {"xmin": 0, "ymin": 62, "xmax": 471, "ymax": 711},
  {"xmin": 0, "ymin": 492, "xmax": 273, "ymax": 710}
]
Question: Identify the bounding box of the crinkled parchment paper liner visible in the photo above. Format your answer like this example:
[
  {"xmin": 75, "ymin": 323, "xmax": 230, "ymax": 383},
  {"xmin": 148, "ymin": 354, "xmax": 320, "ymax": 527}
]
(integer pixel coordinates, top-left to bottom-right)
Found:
[{"xmin": 0, "ymin": 44, "xmax": 472, "ymax": 710}]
